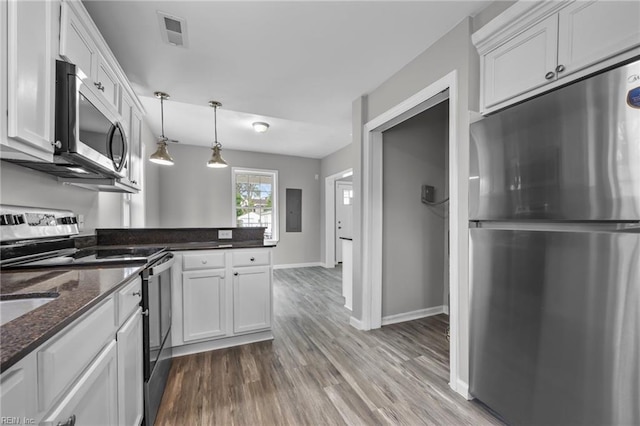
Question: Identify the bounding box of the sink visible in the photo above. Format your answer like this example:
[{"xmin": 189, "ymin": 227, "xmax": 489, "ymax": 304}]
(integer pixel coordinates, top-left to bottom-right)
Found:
[{"xmin": 0, "ymin": 296, "xmax": 58, "ymax": 326}]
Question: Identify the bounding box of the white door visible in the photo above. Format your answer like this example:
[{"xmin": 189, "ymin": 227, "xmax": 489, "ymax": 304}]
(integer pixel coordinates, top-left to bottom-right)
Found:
[{"xmin": 335, "ymin": 181, "xmax": 353, "ymax": 264}]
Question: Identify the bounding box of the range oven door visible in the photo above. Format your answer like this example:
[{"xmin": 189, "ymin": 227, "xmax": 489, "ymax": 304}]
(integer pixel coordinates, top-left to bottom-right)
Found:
[{"xmin": 142, "ymin": 253, "xmax": 174, "ymax": 426}]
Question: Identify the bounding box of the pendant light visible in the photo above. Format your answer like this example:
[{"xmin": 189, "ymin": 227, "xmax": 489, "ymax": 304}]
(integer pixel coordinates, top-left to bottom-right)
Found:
[
  {"xmin": 207, "ymin": 101, "xmax": 228, "ymax": 168},
  {"xmin": 149, "ymin": 91, "xmax": 176, "ymax": 166}
]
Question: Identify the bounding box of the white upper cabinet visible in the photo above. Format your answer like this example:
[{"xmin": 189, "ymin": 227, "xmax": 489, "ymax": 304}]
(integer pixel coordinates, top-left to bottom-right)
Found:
[
  {"xmin": 483, "ymin": 14, "xmax": 558, "ymax": 108},
  {"xmin": 3, "ymin": 0, "xmax": 56, "ymax": 162},
  {"xmin": 557, "ymin": 1, "xmax": 640, "ymax": 77},
  {"xmin": 59, "ymin": 1, "xmax": 96, "ymax": 84},
  {"xmin": 474, "ymin": 0, "xmax": 640, "ymax": 114},
  {"xmin": 59, "ymin": 2, "xmax": 120, "ymax": 113}
]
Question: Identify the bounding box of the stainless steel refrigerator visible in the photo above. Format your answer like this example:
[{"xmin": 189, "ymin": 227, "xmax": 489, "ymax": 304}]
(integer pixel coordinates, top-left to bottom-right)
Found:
[{"xmin": 469, "ymin": 59, "xmax": 640, "ymax": 425}]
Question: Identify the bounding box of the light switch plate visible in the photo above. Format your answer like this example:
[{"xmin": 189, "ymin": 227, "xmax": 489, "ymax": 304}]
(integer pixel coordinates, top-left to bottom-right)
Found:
[{"xmin": 218, "ymin": 229, "xmax": 232, "ymax": 239}]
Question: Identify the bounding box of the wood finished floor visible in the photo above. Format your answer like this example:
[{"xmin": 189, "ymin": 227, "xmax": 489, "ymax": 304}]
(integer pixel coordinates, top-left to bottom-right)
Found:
[{"xmin": 155, "ymin": 267, "xmax": 502, "ymax": 425}]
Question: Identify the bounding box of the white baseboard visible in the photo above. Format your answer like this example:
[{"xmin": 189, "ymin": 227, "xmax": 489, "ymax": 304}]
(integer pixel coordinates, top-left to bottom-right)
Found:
[
  {"xmin": 443, "ymin": 305, "xmax": 450, "ymax": 315},
  {"xmin": 322, "ymin": 262, "xmax": 335, "ymax": 269},
  {"xmin": 456, "ymin": 379, "xmax": 472, "ymax": 400},
  {"xmin": 381, "ymin": 305, "xmax": 446, "ymax": 326},
  {"xmin": 171, "ymin": 330, "xmax": 274, "ymax": 357},
  {"xmin": 273, "ymin": 262, "xmax": 322, "ymax": 270},
  {"xmin": 349, "ymin": 316, "xmax": 364, "ymax": 330}
]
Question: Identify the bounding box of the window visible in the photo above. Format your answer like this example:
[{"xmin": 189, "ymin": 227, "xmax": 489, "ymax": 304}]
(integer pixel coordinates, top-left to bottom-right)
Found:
[
  {"xmin": 232, "ymin": 168, "xmax": 278, "ymax": 241},
  {"xmin": 343, "ymin": 188, "xmax": 353, "ymax": 205}
]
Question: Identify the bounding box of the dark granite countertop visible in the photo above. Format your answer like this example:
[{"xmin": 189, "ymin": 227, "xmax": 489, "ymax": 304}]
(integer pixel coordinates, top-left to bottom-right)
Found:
[
  {"xmin": 0, "ymin": 265, "xmax": 144, "ymax": 373},
  {"xmin": 98, "ymin": 241, "xmax": 277, "ymax": 251}
]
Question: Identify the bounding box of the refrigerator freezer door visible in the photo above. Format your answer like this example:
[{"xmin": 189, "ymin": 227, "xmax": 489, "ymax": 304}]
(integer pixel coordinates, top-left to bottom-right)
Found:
[
  {"xmin": 469, "ymin": 60, "xmax": 640, "ymax": 221},
  {"xmin": 469, "ymin": 228, "xmax": 640, "ymax": 425}
]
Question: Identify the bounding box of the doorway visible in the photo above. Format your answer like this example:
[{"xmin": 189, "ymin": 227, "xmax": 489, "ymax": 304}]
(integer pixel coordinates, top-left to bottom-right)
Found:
[
  {"xmin": 360, "ymin": 70, "xmax": 468, "ymax": 398},
  {"xmin": 324, "ymin": 168, "xmax": 353, "ymax": 268},
  {"xmin": 335, "ymin": 179, "xmax": 353, "ymax": 263}
]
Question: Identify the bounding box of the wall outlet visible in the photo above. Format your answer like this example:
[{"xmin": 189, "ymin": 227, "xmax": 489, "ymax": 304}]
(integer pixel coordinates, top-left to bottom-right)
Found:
[{"xmin": 218, "ymin": 229, "xmax": 232, "ymax": 239}]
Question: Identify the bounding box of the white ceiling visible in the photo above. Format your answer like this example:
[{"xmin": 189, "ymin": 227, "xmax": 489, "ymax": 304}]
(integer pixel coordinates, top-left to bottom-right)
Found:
[{"xmin": 84, "ymin": 0, "xmax": 491, "ymax": 159}]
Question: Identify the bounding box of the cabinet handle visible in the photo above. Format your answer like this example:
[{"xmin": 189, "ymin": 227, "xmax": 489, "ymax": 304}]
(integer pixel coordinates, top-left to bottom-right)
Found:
[
  {"xmin": 250, "ymin": 257, "xmax": 255, "ymax": 262},
  {"xmin": 51, "ymin": 140, "xmax": 62, "ymax": 149},
  {"xmin": 94, "ymin": 81, "xmax": 105, "ymax": 92},
  {"xmin": 57, "ymin": 414, "xmax": 76, "ymax": 426},
  {"xmin": 545, "ymin": 71, "xmax": 555, "ymax": 80},
  {"xmin": 132, "ymin": 290, "xmax": 141, "ymax": 297},
  {"xmin": 202, "ymin": 259, "xmax": 208, "ymax": 264},
  {"xmin": 555, "ymin": 64, "xmax": 565, "ymax": 73},
  {"xmin": 234, "ymin": 272, "xmax": 239, "ymax": 276},
  {"xmin": 131, "ymin": 180, "xmax": 137, "ymax": 185},
  {"xmin": 141, "ymin": 309, "xmax": 149, "ymax": 316}
]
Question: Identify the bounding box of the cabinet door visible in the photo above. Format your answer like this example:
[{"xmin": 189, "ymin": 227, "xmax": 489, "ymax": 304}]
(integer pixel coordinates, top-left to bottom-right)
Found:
[
  {"xmin": 116, "ymin": 309, "xmax": 143, "ymax": 426},
  {"xmin": 96, "ymin": 56, "xmax": 119, "ymax": 112},
  {"xmin": 42, "ymin": 340, "xmax": 118, "ymax": 426},
  {"xmin": 182, "ymin": 269, "xmax": 227, "ymax": 342},
  {"xmin": 59, "ymin": 1, "xmax": 96, "ymax": 85},
  {"xmin": 0, "ymin": 353, "xmax": 37, "ymax": 423},
  {"xmin": 558, "ymin": 0, "xmax": 640, "ymax": 78},
  {"xmin": 5, "ymin": 0, "xmax": 55, "ymax": 161},
  {"xmin": 233, "ymin": 266, "xmax": 272, "ymax": 334},
  {"xmin": 482, "ymin": 14, "xmax": 559, "ymax": 109}
]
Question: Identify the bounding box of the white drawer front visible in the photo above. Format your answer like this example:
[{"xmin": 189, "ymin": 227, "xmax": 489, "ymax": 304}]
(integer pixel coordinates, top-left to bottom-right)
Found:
[
  {"xmin": 182, "ymin": 252, "xmax": 225, "ymax": 270},
  {"xmin": 38, "ymin": 297, "xmax": 116, "ymax": 411},
  {"xmin": 232, "ymin": 250, "xmax": 270, "ymax": 267},
  {"xmin": 117, "ymin": 277, "xmax": 141, "ymax": 326}
]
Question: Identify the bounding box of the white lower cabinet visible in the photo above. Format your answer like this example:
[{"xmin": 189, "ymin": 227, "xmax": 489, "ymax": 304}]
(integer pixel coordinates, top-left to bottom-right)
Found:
[
  {"xmin": 116, "ymin": 308, "xmax": 143, "ymax": 426},
  {"xmin": 41, "ymin": 340, "xmax": 118, "ymax": 426},
  {"xmin": 182, "ymin": 269, "xmax": 227, "ymax": 342},
  {"xmin": 1, "ymin": 280, "xmax": 144, "ymax": 426},
  {"xmin": 233, "ymin": 266, "xmax": 272, "ymax": 334},
  {"xmin": 172, "ymin": 248, "xmax": 273, "ymax": 353}
]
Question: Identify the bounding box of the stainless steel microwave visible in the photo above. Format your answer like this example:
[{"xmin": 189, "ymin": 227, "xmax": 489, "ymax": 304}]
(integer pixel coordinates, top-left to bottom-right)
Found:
[
  {"xmin": 54, "ymin": 60, "xmax": 128, "ymax": 178},
  {"xmin": 7, "ymin": 60, "xmax": 129, "ymax": 182}
]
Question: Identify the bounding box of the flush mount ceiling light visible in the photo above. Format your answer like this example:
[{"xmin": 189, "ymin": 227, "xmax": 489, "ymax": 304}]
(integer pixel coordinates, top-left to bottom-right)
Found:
[
  {"xmin": 149, "ymin": 91, "xmax": 177, "ymax": 166},
  {"xmin": 206, "ymin": 101, "xmax": 228, "ymax": 169},
  {"xmin": 252, "ymin": 122, "xmax": 269, "ymax": 133}
]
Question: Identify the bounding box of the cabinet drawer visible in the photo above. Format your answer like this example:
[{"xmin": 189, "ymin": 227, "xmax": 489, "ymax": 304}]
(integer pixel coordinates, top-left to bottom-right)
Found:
[
  {"xmin": 232, "ymin": 250, "xmax": 270, "ymax": 267},
  {"xmin": 117, "ymin": 277, "xmax": 141, "ymax": 326},
  {"xmin": 38, "ymin": 297, "xmax": 116, "ymax": 411},
  {"xmin": 182, "ymin": 252, "xmax": 225, "ymax": 270}
]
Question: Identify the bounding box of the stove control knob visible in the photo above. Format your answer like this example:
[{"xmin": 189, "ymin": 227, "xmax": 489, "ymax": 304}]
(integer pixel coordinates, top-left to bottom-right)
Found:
[
  {"xmin": 13, "ymin": 215, "xmax": 25, "ymax": 224},
  {"xmin": 0, "ymin": 214, "xmax": 15, "ymax": 225}
]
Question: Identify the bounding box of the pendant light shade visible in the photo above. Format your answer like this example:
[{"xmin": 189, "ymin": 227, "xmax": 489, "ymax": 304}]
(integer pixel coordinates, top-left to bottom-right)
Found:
[
  {"xmin": 149, "ymin": 141, "xmax": 174, "ymax": 165},
  {"xmin": 149, "ymin": 91, "xmax": 175, "ymax": 166},
  {"xmin": 206, "ymin": 101, "xmax": 228, "ymax": 169}
]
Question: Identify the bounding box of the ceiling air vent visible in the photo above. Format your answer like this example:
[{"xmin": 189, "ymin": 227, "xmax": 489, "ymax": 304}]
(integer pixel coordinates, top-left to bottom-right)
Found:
[{"xmin": 157, "ymin": 11, "xmax": 188, "ymax": 48}]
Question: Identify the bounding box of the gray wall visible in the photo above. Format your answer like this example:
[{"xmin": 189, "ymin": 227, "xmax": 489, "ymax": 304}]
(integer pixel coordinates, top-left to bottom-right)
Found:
[
  {"xmin": 351, "ymin": 2, "xmax": 515, "ymax": 387},
  {"xmin": 0, "ymin": 117, "xmax": 162, "ymax": 232},
  {"xmin": 157, "ymin": 144, "xmax": 321, "ymax": 266},
  {"xmin": 381, "ymin": 101, "xmax": 448, "ymax": 317},
  {"xmin": 319, "ymin": 143, "xmax": 353, "ymax": 265},
  {"xmin": 0, "ymin": 162, "xmax": 124, "ymax": 232}
]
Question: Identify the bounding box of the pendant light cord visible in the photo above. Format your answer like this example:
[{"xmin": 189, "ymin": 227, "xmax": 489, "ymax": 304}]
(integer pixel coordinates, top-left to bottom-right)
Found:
[
  {"xmin": 160, "ymin": 96, "xmax": 165, "ymax": 139},
  {"xmin": 214, "ymin": 104, "xmax": 218, "ymax": 145}
]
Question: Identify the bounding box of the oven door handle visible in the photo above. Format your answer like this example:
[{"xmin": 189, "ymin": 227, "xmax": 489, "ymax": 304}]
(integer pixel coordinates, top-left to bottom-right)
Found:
[{"xmin": 149, "ymin": 255, "xmax": 175, "ymax": 276}]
